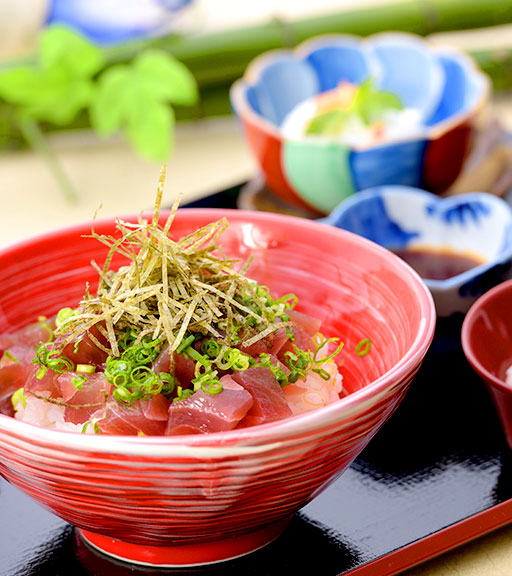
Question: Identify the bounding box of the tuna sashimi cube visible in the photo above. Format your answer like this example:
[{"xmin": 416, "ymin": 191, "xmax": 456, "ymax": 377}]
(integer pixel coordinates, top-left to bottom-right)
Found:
[
  {"xmin": 94, "ymin": 394, "xmax": 171, "ymax": 436},
  {"xmin": 0, "ymin": 320, "xmax": 53, "ymax": 352},
  {"xmin": 277, "ymin": 309, "xmax": 322, "ymax": 360},
  {"xmin": 287, "ymin": 309, "xmax": 322, "ymax": 336},
  {"xmin": 166, "ymin": 375, "xmax": 253, "ymax": 435},
  {"xmin": 232, "ymin": 366, "xmax": 292, "ymax": 428},
  {"xmin": 240, "ymin": 327, "xmax": 289, "ymax": 358},
  {"xmin": 0, "ymin": 364, "xmax": 31, "ymax": 417},
  {"xmin": 59, "ymin": 325, "xmax": 109, "ymax": 369},
  {"xmin": 58, "ymin": 372, "xmax": 111, "ymax": 424},
  {"xmin": 24, "ymin": 365, "xmax": 61, "ymax": 398},
  {"xmin": 141, "ymin": 393, "xmax": 171, "ymax": 421},
  {"xmin": 153, "ymin": 345, "xmax": 196, "ymax": 387}
]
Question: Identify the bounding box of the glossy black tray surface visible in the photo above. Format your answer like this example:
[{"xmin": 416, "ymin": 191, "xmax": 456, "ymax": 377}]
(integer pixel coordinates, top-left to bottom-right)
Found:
[{"xmin": 0, "ymin": 184, "xmax": 510, "ymax": 576}]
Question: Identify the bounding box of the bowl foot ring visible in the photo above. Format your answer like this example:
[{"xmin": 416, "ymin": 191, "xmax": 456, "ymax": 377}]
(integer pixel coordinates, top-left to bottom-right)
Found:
[{"xmin": 78, "ymin": 517, "xmax": 291, "ymax": 567}]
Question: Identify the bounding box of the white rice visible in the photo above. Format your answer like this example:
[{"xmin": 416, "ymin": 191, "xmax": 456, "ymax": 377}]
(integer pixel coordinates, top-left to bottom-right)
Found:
[
  {"xmin": 15, "ymin": 396, "xmax": 92, "ymax": 433},
  {"xmin": 281, "ymin": 95, "xmax": 423, "ymax": 146}
]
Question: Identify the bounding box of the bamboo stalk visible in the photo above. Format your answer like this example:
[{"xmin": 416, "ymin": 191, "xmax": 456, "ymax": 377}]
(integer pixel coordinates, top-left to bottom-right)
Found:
[{"xmin": 2, "ymin": 1, "xmax": 512, "ymax": 144}]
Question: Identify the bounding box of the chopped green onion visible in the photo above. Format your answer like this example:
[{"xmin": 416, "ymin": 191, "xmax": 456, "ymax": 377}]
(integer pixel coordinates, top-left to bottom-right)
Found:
[
  {"xmin": 355, "ymin": 338, "xmax": 371, "ymax": 357},
  {"xmin": 256, "ymin": 353, "xmax": 289, "ymax": 387},
  {"xmin": 201, "ymin": 380, "xmax": 223, "ymax": 395},
  {"xmin": 72, "ymin": 375, "xmax": 87, "ymax": 389},
  {"xmin": 176, "ymin": 334, "xmax": 195, "ymax": 354},
  {"xmin": 56, "ymin": 307, "xmax": 76, "ymax": 328},
  {"xmin": 158, "ymin": 372, "xmax": 176, "ymax": 396},
  {"xmin": 77, "ymin": 364, "xmax": 96, "ymax": 373},
  {"xmin": 81, "ymin": 421, "xmax": 100, "ymax": 434},
  {"xmin": 313, "ymin": 337, "xmax": 344, "ymax": 363},
  {"xmin": 32, "ymin": 342, "xmax": 74, "ymax": 379},
  {"xmin": 11, "ymin": 388, "xmax": 26, "ymax": 410},
  {"xmin": 313, "ymin": 368, "xmax": 331, "ymax": 381},
  {"xmin": 3, "ymin": 350, "xmax": 19, "ymax": 364},
  {"xmin": 173, "ymin": 386, "xmax": 194, "ymax": 402},
  {"xmin": 201, "ymin": 339, "xmax": 221, "ymax": 358}
]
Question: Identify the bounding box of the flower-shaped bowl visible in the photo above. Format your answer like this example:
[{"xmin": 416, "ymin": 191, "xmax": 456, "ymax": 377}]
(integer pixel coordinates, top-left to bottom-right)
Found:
[
  {"xmin": 231, "ymin": 33, "xmax": 490, "ymax": 214},
  {"xmin": 323, "ymin": 186, "xmax": 512, "ymax": 318},
  {"xmin": 0, "ymin": 209, "xmax": 435, "ymax": 567},
  {"xmin": 462, "ymin": 279, "xmax": 512, "ymax": 449}
]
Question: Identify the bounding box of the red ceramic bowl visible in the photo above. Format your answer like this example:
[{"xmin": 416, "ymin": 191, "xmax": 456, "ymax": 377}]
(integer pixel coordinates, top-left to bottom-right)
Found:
[
  {"xmin": 0, "ymin": 209, "xmax": 436, "ymax": 567},
  {"xmin": 462, "ymin": 279, "xmax": 512, "ymax": 450}
]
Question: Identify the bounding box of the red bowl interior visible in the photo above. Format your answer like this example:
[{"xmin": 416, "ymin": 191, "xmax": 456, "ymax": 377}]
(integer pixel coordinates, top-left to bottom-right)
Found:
[
  {"xmin": 0, "ymin": 208, "xmax": 434, "ymax": 424},
  {"xmin": 462, "ymin": 279, "xmax": 512, "ymax": 448}
]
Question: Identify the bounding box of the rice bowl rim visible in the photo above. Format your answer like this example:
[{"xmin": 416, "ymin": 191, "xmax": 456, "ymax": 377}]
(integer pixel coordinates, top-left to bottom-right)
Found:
[{"xmin": 0, "ymin": 208, "xmax": 436, "ymax": 458}]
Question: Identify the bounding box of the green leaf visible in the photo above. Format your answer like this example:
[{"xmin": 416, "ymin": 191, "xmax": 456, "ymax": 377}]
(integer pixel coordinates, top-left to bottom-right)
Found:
[
  {"xmin": 26, "ymin": 77, "xmax": 95, "ymax": 125},
  {"xmin": 40, "ymin": 25, "xmax": 104, "ymax": 78},
  {"xmin": 125, "ymin": 91, "xmax": 174, "ymax": 161},
  {"xmin": 306, "ymin": 109, "xmax": 352, "ymax": 136},
  {"xmin": 0, "ymin": 26, "xmax": 102, "ymax": 125},
  {"xmin": 90, "ymin": 65, "xmax": 132, "ymax": 136},
  {"xmin": 0, "ymin": 67, "xmax": 40, "ymax": 103},
  {"xmin": 353, "ymin": 79, "xmax": 403, "ymax": 125},
  {"xmin": 133, "ymin": 50, "xmax": 198, "ymax": 106}
]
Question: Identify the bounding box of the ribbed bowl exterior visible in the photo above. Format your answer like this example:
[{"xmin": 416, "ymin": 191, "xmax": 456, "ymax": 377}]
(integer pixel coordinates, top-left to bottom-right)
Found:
[{"xmin": 0, "ymin": 209, "xmax": 435, "ymax": 546}]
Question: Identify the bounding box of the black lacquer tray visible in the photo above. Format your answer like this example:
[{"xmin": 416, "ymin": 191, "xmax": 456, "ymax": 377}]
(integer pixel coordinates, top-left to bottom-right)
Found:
[{"xmin": 1, "ymin": 183, "xmax": 511, "ymax": 576}]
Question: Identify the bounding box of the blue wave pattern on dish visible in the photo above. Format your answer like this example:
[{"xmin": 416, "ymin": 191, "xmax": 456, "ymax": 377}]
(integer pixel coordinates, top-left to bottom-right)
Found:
[
  {"xmin": 324, "ymin": 192, "xmax": 419, "ymax": 248},
  {"xmin": 323, "ymin": 185, "xmax": 512, "ymax": 317},
  {"xmin": 425, "ymin": 201, "xmax": 491, "ymax": 225}
]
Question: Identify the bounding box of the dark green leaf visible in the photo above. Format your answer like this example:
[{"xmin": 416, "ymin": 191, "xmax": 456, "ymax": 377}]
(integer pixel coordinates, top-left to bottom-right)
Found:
[{"xmin": 133, "ymin": 50, "xmax": 198, "ymax": 105}]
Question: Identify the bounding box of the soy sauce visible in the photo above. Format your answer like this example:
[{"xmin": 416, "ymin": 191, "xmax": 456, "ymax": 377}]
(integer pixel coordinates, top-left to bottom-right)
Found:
[{"xmin": 391, "ymin": 246, "xmax": 485, "ymax": 281}]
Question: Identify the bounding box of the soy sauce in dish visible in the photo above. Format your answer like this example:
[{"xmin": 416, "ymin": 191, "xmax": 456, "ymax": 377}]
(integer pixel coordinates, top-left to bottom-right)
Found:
[{"xmin": 391, "ymin": 246, "xmax": 486, "ymax": 281}]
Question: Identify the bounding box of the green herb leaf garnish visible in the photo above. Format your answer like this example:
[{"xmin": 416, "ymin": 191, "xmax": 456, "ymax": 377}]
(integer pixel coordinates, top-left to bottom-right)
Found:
[{"xmin": 305, "ymin": 78, "xmax": 403, "ymax": 137}]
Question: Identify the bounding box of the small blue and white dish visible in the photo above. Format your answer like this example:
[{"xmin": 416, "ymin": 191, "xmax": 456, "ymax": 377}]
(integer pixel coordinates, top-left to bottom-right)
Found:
[
  {"xmin": 323, "ymin": 186, "xmax": 512, "ymax": 317},
  {"xmin": 231, "ymin": 32, "xmax": 490, "ymax": 214}
]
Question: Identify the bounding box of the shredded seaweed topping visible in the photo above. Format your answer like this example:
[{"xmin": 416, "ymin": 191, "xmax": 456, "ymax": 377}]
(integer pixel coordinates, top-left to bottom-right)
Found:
[{"xmin": 53, "ymin": 165, "xmax": 293, "ymax": 362}]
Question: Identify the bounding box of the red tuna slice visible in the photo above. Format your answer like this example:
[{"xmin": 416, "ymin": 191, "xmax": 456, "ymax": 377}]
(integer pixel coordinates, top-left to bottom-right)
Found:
[
  {"xmin": 59, "ymin": 325, "xmax": 109, "ymax": 369},
  {"xmin": 24, "ymin": 365, "xmax": 61, "ymax": 399},
  {"xmin": 165, "ymin": 375, "xmax": 253, "ymax": 435},
  {"xmin": 58, "ymin": 372, "xmax": 110, "ymax": 403},
  {"xmin": 231, "ymin": 366, "xmax": 292, "ymax": 428},
  {"xmin": 0, "ymin": 364, "xmax": 32, "ymax": 417},
  {"xmin": 0, "ymin": 344, "xmax": 43, "ymax": 416},
  {"xmin": 58, "ymin": 372, "xmax": 111, "ymax": 425},
  {"xmin": 240, "ymin": 327, "xmax": 289, "ymax": 358},
  {"xmin": 277, "ymin": 310, "xmax": 322, "ymax": 361},
  {"xmin": 287, "ymin": 309, "xmax": 322, "ymax": 336},
  {"xmin": 0, "ymin": 344, "xmax": 39, "ymax": 368},
  {"xmin": 153, "ymin": 346, "xmax": 171, "ymax": 374},
  {"xmin": 94, "ymin": 394, "xmax": 171, "ymax": 436},
  {"xmin": 153, "ymin": 346, "xmax": 196, "ymax": 389},
  {"xmin": 141, "ymin": 393, "xmax": 171, "ymax": 421},
  {"xmin": 0, "ymin": 320, "xmax": 54, "ymax": 352}
]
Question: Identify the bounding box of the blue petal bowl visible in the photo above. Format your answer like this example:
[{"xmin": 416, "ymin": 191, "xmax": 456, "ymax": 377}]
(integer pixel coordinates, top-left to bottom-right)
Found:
[
  {"xmin": 231, "ymin": 33, "xmax": 490, "ymax": 215},
  {"xmin": 323, "ymin": 186, "xmax": 512, "ymax": 317}
]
